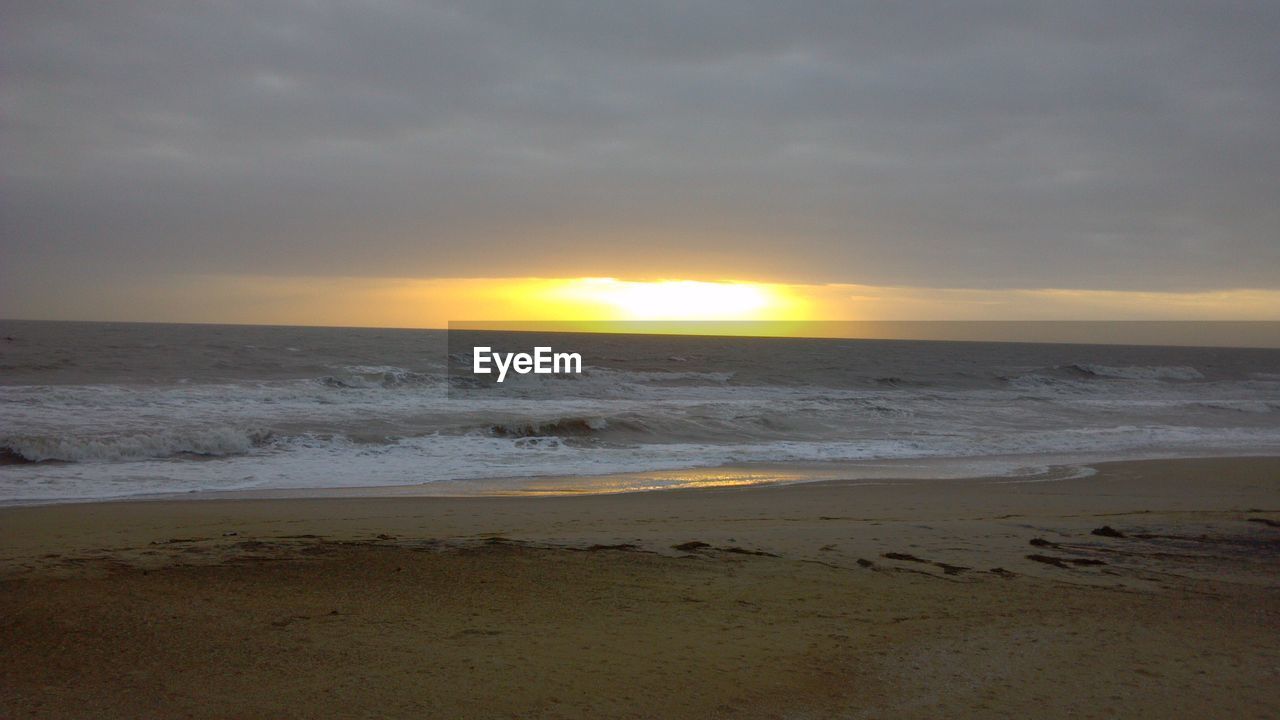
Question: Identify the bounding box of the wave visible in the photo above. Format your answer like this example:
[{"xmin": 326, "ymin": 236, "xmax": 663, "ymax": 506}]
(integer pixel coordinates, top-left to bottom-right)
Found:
[
  {"xmin": 1188, "ymin": 400, "xmax": 1280, "ymax": 414},
  {"xmin": 1070, "ymin": 364, "xmax": 1204, "ymax": 381},
  {"xmin": 0, "ymin": 427, "xmax": 274, "ymax": 463},
  {"xmin": 318, "ymin": 367, "xmax": 442, "ymax": 389},
  {"xmin": 489, "ymin": 416, "xmax": 612, "ymax": 438},
  {"xmin": 1003, "ymin": 364, "xmax": 1207, "ymax": 391},
  {"xmin": 1003, "ymin": 373, "xmax": 1090, "ymax": 393}
]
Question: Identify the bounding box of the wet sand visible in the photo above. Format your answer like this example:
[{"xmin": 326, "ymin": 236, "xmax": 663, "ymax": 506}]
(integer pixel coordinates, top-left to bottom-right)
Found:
[{"xmin": 2, "ymin": 457, "xmax": 1278, "ymax": 718}]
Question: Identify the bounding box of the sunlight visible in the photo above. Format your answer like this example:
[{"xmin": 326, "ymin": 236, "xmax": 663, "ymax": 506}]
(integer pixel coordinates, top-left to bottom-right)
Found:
[{"xmin": 536, "ymin": 278, "xmax": 807, "ymax": 321}]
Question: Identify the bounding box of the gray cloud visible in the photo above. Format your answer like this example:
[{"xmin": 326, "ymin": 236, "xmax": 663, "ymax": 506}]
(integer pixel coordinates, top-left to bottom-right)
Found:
[{"xmin": 3, "ymin": 0, "xmax": 1278, "ymax": 303}]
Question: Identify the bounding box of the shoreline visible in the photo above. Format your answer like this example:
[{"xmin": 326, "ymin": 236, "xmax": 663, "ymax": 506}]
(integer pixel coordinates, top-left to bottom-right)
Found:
[
  {"xmin": 5, "ymin": 448, "xmax": 1278, "ymax": 507},
  {"xmin": 5, "ymin": 456, "xmax": 1277, "ymax": 562},
  {"xmin": 3, "ymin": 455, "xmax": 1278, "ymax": 718}
]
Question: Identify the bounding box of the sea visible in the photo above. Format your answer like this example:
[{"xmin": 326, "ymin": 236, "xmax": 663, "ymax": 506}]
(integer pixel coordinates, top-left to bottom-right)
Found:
[{"xmin": 2, "ymin": 320, "xmax": 1279, "ymax": 504}]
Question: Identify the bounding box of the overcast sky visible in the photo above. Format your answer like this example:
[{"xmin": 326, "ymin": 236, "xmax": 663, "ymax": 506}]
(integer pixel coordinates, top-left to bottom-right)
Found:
[{"xmin": 3, "ymin": 1, "xmax": 1278, "ymax": 321}]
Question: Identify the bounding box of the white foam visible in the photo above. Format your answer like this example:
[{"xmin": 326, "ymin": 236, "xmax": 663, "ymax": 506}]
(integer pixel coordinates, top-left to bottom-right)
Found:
[
  {"xmin": 2, "ymin": 354, "xmax": 1278, "ymax": 503},
  {"xmin": 4, "ymin": 423, "xmax": 1278, "ymax": 503},
  {"xmin": 2, "ymin": 427, "xmax": 271, "ymax": 462}
]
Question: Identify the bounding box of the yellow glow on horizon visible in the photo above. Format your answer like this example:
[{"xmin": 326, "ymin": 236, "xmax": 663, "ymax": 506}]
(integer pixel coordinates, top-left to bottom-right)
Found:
[
  {"xmin": 533, "ymin": 278, "xmax": 808, "ymax": 321},
  {"xmin": 57, "ymin": 274, "xmax": 1280, "ymax": 343}
]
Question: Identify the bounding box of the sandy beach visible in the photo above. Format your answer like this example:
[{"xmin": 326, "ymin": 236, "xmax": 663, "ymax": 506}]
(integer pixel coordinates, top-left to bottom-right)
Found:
[
  {"xmin": 9, "ymin": 1, "xmax": 1280, "ymax": 716},
  {"xmin": 2, "ymin": 456, "xmax": 1278, "ymax": 718}
]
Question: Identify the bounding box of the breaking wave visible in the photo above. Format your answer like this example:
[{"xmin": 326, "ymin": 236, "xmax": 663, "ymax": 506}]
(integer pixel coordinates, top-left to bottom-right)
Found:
[
  {"xmin": 1, "ymin": 427, "xmax": 274, "ymax": 463},
  {"xmin": 489, "ymin": 417, "xmax": 613, "ymax": 438},
  {"xmin": 3, "ymin": 322, "xmax": 1278, "ymax": 503},
  {"xmin": 1070, "ymin": 364, "xmax": 1205, "ymax": 381},
  {"xmin": 318, "ymin": 367, "xmax": 442, "ymax": 389}
]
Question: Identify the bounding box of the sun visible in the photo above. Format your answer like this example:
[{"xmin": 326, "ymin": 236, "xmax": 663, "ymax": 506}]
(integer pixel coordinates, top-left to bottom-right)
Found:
[{"xmin": 538, "ymin": 278, "xmax": 807, "ymax": 321}]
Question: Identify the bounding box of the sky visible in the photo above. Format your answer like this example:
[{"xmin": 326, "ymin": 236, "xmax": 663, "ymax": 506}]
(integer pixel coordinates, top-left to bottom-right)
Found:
[{"xmin": 3, "ymin": 1, "xmax": 1279, "ymax": 324}]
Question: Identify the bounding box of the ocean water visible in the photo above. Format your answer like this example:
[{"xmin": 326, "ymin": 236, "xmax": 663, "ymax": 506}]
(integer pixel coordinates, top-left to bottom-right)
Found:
[{"xmin": 2, "ymin": 320, "xmax": 1279, "ymax": 503}]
